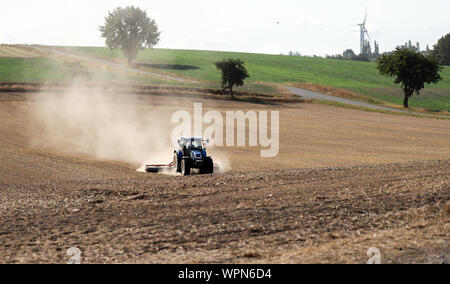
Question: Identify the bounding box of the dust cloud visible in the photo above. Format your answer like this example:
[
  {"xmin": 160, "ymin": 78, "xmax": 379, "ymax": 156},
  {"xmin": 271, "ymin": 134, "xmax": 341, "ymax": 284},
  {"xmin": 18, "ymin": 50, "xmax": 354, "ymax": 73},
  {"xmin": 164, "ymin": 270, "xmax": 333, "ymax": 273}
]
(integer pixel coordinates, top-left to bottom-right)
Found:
[
  {"xmin": 30, "ymin": 83, "xmax": 175, "ymax": 170},
  {"xmin": 211, "ymin": 152, "xmax": 231, "ymax": 173},
  {"xmin": 29, "ymin": 83, "xmax": 232, "ymax": 174}
]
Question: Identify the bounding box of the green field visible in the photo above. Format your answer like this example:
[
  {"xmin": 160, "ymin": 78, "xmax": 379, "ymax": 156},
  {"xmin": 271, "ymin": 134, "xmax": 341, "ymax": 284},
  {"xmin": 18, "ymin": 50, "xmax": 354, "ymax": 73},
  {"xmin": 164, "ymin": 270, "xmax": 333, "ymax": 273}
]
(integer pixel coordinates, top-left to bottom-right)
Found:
[
  {"xmin": 0, "ymin": 54, "xmax": 278, "ymax": 94},
  {"xmin": 62, "ymin": 46, "xmax": 450, "ymax": 111},
  {"xmin": 1, "ymin": 46, "xmax": 449, "ymax": 110},
  {"xmin": 0, "ymin": 57, "xmax": 66, "ymax": 82},
  {"xmin": 0, "ymin": 57, "xmax": 177, "ymax": 85}
]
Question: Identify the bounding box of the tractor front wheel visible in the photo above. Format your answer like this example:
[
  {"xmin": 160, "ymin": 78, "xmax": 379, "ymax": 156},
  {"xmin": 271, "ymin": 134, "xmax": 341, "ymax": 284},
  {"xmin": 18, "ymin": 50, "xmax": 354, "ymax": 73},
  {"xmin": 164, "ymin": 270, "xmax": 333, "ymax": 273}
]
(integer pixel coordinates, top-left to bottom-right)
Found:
[{"xmin": 174, "ymin": 154, "xmax": 181, "ymax": 173}]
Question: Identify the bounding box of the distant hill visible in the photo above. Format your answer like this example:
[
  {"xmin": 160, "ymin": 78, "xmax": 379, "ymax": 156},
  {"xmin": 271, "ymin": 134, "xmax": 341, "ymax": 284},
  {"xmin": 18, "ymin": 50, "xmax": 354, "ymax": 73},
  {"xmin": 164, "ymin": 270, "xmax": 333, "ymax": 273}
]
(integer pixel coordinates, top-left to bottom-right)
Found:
[{"xmin": 0, "ymin": 45, "xmax": 448, "ymax": 111}]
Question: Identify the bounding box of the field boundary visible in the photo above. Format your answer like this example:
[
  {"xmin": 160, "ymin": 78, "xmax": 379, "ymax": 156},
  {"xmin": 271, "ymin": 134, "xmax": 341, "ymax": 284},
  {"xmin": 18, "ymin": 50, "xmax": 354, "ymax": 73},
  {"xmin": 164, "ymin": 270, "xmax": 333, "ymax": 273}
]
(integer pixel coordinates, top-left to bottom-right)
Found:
[
  {"xmin": 31, "ymin": 45, "xmax": 188, "ymax": 83},
  {"xmin": 0, "ymin": 82, "xmax": 303, "ymax": 104}
]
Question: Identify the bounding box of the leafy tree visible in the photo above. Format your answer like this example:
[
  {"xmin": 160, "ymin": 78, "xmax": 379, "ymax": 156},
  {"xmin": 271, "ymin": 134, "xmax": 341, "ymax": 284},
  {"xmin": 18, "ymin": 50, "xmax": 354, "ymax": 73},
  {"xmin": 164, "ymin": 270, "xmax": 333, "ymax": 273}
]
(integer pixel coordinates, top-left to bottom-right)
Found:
[
  {"xmin": 377, "ymin": 47, "xmax": 442, "ymax": 108},
  {"xmin": 373, "ymin": 41, "xmax": 380, "ymax": 58},
  {"xmin": 362, "ymin": 40, "xmax": 372, "ymax": 58},
  {"xmin": 100, "ymin": 6, "xmax": 160, "ymax": 64},
  {"xmin": 343, "ymin": 49, "xmax": 355, "ymax": 59},
  {"xmin": 399, "ymin": 41, "xmax": 421, "ymax": 52},
  {"xmin": 432, "ymin": 33, "xmax": 450, "ymax": 66},
  {"xmin": 288, "ymin": 51, "xmax": 302, "ymax": 57},
  {"xmin": 214, "ymin": 59, "xmax": 249, "ymax": 96}
]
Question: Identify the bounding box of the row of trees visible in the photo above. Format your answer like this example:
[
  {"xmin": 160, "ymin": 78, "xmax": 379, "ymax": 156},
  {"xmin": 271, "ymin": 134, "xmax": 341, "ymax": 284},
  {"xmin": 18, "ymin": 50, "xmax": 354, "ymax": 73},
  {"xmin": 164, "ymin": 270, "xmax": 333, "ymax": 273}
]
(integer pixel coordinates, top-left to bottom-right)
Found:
[
  {"xmin": 326, "ymin": 40, "xmax": 380, "ymax": 62},
  {"xmin": 431, "ymin": 34, "xmax": 450, "ymax": 66},
  {"xmin": 325, "ymin": 34, "xmax": 450, "ymax": 66},
  {"xmin": 327, "ymin": 47, "xmax": 379, "ymax": 62},
  {"xmin": 395, "ymin": 37, "xmax": 450, "ymax": 66},
  {"xmin": 399, "ymin": 40, "xmax": 430, "ymax": 54}
]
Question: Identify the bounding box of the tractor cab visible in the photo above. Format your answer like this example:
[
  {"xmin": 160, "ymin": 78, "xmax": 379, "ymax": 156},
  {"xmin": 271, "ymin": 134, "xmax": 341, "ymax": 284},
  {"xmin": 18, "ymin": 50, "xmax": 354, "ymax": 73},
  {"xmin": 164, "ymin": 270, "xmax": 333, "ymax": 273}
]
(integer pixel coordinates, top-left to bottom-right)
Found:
[{"xmin": 178, "ymin": 137, "xmax": 206, "ymax": 150}]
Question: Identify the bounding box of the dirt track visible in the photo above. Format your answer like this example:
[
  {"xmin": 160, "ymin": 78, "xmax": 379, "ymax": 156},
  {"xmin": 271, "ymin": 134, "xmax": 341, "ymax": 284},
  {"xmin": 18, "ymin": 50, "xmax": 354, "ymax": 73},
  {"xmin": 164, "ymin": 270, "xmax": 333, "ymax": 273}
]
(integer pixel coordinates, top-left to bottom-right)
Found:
[{"xmin": 0, "ymin": 90, "xmax": 449, "ymax": 263}]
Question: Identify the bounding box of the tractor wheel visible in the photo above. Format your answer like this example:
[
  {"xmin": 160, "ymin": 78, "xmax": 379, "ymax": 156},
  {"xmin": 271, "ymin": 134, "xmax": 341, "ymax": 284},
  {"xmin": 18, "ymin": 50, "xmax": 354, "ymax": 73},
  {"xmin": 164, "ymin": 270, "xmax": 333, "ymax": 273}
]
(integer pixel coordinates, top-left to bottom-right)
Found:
[
  {"xmin": 205, "ymin": 157, "xmax": 214, "ymax": 174},
  {"xmin": 174, "ymin": 154, "xmax": 181, "ymax": 173},
  {"xmin": 181, "ymin": 158, "xmax": 191, "ymax": 176}
]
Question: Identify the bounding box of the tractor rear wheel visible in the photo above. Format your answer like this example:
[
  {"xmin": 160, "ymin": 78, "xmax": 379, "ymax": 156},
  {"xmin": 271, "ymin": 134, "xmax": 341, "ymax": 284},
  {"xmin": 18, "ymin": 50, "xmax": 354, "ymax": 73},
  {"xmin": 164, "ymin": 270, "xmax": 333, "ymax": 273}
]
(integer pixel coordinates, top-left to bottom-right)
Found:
[
  {"xmin": 181, "ymin": 158, "xmax": 191, "ymax": 176},
  {"xmin": 204, "ymin": 157, "xmax": 214, "ymax": 174}
]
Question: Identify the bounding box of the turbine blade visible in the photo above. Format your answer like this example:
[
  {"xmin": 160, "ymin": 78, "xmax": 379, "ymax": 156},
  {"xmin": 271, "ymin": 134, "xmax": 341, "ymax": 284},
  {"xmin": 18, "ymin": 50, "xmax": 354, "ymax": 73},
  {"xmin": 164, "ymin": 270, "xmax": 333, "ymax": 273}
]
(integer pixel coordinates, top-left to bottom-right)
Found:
[{"xmin": 363, "ymin": 8, "xmax": 368, "ymax": 25}]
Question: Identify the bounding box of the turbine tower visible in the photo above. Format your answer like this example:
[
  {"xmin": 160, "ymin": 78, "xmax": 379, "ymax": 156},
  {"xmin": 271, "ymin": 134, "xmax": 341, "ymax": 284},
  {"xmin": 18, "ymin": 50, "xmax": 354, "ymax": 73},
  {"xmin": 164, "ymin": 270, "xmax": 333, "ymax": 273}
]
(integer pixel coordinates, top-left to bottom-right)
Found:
[{"xmin": 358, "ymin": 9, "xmax": 371, "ymax": 55}]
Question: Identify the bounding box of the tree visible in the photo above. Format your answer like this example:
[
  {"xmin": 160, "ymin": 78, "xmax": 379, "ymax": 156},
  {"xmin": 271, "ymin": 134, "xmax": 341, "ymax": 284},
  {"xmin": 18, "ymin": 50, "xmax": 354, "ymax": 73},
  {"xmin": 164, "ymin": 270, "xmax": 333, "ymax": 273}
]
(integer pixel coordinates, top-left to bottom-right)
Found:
[
  {"xmin": 100, "ymin": 6, "xmax": 160, "ymax": 64},
  {"xmin": 362, "ymin": 40, "xmax": 372, "ymax": 58},
  {"xmin": 432, "ymin": 33, "xmax": 450, "ymax": 66},
  {"xmin": 373, "ymin": 41, "xmax": 380, "ymax": 58},
  {"xmin": 343, "ymin": 49, "xmax": 355, "ymax": 59},
  {"xmin": 288, "ymin": 51, "xmax": 301, "ymax": 57},
  {"xmin": 214, "ymin": 59, "xmax": 249, "ymax": 96},
  {"xmin": 377, "ymin": 47, "xmax": 442, "ymax": 108}
]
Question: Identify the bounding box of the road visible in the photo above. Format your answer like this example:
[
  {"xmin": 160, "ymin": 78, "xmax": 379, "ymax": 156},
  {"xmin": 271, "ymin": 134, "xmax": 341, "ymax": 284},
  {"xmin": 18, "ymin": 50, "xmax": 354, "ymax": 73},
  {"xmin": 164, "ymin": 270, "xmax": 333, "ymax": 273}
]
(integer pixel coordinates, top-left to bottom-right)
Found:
[{"xmin": 284, "ymin": 86, "xmax": 449, "ymax": 118}]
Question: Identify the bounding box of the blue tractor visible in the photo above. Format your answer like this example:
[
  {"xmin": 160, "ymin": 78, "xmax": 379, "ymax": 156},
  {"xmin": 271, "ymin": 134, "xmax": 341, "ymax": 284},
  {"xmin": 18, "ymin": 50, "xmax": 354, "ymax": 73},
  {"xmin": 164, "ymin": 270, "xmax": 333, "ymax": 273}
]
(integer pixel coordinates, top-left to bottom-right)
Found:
[{"xmin": 173, "ymin": 137, "xmax": 214, "ymax": 176}]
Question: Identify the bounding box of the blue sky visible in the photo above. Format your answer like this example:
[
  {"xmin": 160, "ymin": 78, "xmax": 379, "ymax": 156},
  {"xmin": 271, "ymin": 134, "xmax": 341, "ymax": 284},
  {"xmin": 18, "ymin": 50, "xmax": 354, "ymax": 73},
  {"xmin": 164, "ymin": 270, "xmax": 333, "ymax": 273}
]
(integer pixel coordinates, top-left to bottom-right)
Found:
[{"xmin": 1, "ymin": 0, "xmax": 449, "ymax": 56}]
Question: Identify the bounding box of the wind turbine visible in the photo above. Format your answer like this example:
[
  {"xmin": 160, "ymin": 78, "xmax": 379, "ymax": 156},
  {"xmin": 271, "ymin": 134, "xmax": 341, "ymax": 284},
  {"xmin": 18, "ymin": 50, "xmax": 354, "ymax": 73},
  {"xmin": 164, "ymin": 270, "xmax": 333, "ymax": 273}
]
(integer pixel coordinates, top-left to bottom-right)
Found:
[{"xmin": 357, "ymin": 9, "xmax": 371, "ymax": 55}]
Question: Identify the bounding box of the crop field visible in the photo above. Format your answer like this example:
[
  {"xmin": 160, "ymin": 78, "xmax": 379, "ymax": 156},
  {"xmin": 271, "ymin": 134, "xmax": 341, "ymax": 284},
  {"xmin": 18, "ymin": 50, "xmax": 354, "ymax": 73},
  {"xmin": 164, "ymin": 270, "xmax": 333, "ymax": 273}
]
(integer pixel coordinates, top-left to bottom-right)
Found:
[
  {"xmin": 0, "ymin": 45, "xmax": 449, "ymax": 264},
  {"xmin": 0, "ymin": 45, "xmax": 280, "ymax": 94},
  {"xmin": 0, "ymin": 57, "xmax": 177, "ymax": 86},
  {"xmin": 1, "ymin": 0, "xmax": 449, "ymax": 267},
  {"xmin": 0, "ymin": 58, "xmax": 69, "ymax": 82},
  {"xmin": 3, "ymin": 0, "xmax": 450, "ymax": 267},
  {"xmin": 0, "ymin": 45, "xmax": 448, "ymax": 110},
  {"xmin": 0, "ymin": 45, "xmax": 41, "ymax": 58},
  {"xmin": 0, "ymin": 89, "xmax": 449, "ymax": 263},
  {"xmin": 61, "ymin": 46, "xmax": 450, "ymax": 111}
]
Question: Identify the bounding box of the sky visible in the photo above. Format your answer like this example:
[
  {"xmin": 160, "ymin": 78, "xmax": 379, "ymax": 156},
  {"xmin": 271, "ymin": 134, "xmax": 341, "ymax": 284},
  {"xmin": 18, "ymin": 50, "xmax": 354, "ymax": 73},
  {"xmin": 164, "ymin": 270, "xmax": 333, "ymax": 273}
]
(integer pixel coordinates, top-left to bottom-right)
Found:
[{"xmin": 1, "ymin": 0, "xmax": 449, "ymax": 56}]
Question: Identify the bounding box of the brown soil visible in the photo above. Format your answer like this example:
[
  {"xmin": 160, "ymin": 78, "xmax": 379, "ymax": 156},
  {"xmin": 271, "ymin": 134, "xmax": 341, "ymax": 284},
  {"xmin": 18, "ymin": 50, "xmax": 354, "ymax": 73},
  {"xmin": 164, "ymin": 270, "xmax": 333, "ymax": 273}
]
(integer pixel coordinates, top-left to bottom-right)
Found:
[
  {"xmin": 0, "ymin": 83, "xmax": 302, "ymax": 104},
  {"xmin": 0, "ymin": 45, "xmax": 47, "ymax": 58},
  {"xmin": 0, "ymin": 90, "xmax": 449, "ymax": 263}
]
